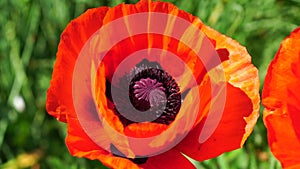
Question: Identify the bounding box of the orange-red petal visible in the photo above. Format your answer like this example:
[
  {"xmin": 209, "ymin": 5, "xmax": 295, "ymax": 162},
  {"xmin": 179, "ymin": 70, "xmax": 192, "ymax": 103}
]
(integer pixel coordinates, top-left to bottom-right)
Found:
[
  {"xmin": 140, "ymin": 149, "xmax": 195, "ymax": 169},
  {"xmin": 45, "ymin": 6, "xmax": 141, "ymax": 169},
  {"xmin": 46, "ymin": 7, "xmax": 109, "ymax": 122},
  {"xmin": 263, "ymin": 27, "xmax": 300, "ymax": 169},
  {"xmin": 66, "ymin": 116, "xmax": 140, "ymax": 169},
  {"xmin": 201, "ymin": 21, "xmax": 260, "ymax": 147},
  {"xmin": 175, "ymin": 20, "xmax": 259, "ymax": 160},
  {"xmin": 176, "ymin": 82, "xmax": 253, "ymax": 161}
]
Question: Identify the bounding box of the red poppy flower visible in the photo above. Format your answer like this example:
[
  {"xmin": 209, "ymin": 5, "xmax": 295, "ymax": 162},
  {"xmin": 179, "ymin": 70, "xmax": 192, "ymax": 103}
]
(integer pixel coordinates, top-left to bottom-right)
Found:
[
  {"xmin": 46, "ymin": 0, "xmax": 260, "ymax": 168},
  {"xmin": 263, "ymin": 27, "xmax": 300, "ymax": 169}
]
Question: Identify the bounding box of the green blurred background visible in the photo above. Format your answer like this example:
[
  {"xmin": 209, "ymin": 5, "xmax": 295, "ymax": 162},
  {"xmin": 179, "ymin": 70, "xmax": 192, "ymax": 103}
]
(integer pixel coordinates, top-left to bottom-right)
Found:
[{"xmin": 0, "ymin": 0, "xmax": 299, "ymax": 168}]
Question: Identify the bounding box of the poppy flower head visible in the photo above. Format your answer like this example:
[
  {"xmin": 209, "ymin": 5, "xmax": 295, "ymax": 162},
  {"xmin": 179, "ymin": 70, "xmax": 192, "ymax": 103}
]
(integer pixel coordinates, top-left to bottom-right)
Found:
[{"xmin": 46, "ymin": 0, "xmax": 260, "ymax": 168}]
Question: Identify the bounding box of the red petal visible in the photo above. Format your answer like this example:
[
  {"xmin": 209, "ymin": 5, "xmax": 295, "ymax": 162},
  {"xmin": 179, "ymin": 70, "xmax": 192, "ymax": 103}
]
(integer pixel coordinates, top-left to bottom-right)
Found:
[
  {"xmin": 140, "ymin": 149, "xmax": 195, "ymax": 169},
  {"xmin": 264, "ymin": 113, "xmax": 300, "ymax": 169},
  {"xmin": 45, "ymin": 6, "xmax": 139, "ymax": 169},
  {"xmin": 262, "ymin": 27, "xmax": 300, "ymax": 108},
  {"xmin": 201, "ymin": 22, "xmax": 260, "ymax": 142},
  {"xmin": 46, "ymin": 7, "xmax": 109, "ymax": 122},
  {"xmin": 124, "ymin": 122, "xmax": 168, "ymax": 138},
  {"xmin": 99, "ymin": 0, "xmax": 229, "ymax": 89},
  {"xmin": 288, "ymin": 79, "xmax": 300, "ymax": 140},
  {"xmin": 174, "ymin": 20, "xmax": 259, "ymax": 161},
  {"xmin": 176, "ymin": 83, "xmax": 253, "ymax": 161},
  {"xmin": 263, "ymin": 27, "xmax": 300, "ymax": 169},
  {"xmin": 66, "ymin": 117, "xmax": 140, "ymax": 169}
]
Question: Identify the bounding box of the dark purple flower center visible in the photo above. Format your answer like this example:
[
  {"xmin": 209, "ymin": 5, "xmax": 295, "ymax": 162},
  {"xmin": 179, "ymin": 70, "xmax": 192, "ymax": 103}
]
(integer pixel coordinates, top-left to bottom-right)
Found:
[{"xmin": 109, "ymin": 60, "xmax": 182, "ymax": 127}]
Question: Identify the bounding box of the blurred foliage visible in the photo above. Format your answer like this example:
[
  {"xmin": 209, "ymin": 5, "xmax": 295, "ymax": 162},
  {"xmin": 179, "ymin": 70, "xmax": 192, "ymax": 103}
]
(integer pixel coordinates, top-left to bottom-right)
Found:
[{"xmin": 0, "ymin": 0, "xmax": 299, "ymax": 168}]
